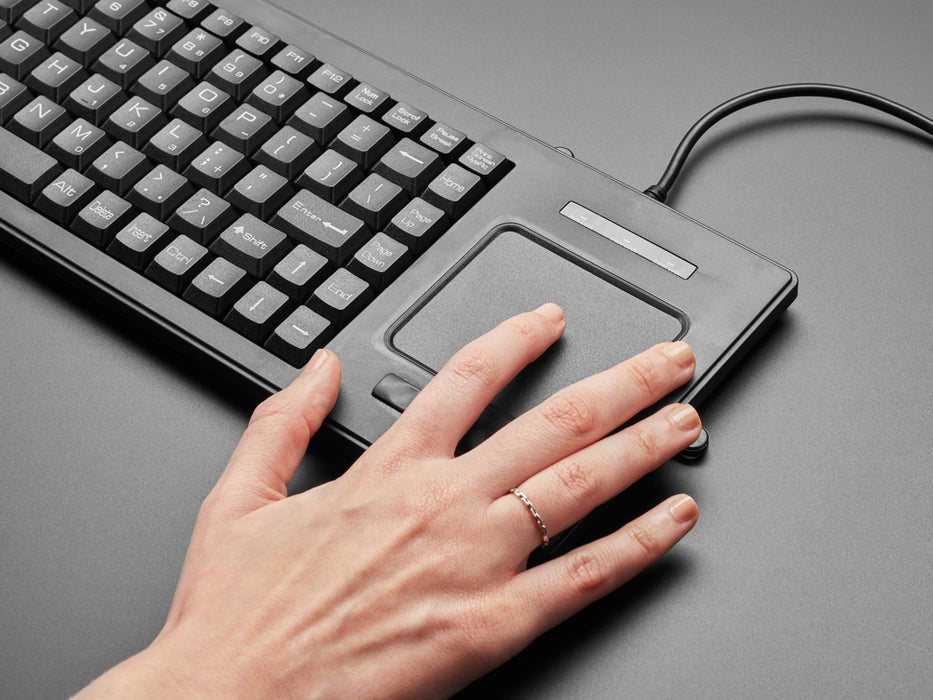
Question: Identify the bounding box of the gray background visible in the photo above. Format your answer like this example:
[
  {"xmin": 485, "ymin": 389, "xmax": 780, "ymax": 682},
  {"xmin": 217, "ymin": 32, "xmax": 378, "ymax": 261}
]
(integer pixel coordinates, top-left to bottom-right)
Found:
[{"xmin": 2, "ymin": 0, "xmax": 932, "ymax": 697}]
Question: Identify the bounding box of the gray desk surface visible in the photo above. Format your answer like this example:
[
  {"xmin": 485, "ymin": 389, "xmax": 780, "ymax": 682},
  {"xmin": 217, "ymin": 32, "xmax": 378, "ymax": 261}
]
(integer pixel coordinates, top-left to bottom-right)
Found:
[{"xmin": 2, "ymin": 1, "xmax": 931, "ymax": 697}]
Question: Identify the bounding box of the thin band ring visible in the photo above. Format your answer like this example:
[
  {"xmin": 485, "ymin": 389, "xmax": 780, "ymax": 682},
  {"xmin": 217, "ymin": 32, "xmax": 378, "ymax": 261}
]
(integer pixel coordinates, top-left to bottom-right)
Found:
[{"xmin": 509, "ymin": 488, "xmax": 549, "ymax": 547}]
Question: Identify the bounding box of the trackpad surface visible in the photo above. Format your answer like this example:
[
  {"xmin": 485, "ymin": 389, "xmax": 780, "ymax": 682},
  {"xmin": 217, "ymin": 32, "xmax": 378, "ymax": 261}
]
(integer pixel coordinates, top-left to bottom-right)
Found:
[{"xmin": 391, "ymin": 227, "xmax": 684, "ymax": 416}]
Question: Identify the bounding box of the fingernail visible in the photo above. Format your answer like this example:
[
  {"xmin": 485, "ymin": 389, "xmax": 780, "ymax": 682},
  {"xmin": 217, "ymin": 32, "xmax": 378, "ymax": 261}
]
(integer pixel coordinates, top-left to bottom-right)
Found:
[
  {"xmin": 662, "ymin": 341, "xmax": 694, "ymax": 367},
  {"xmin": 534, "ymin": 303, "xmax": 565, "ymax": 325},
  {"xmin": 669, "ymin": 495, "xmax": 698, "ymax": 523},
  {"xmin": 669, "ymin": 403, "xmax": 700, "ymax": 431},
  {"xmin": 303, "ymin": 348, "xmax": 329, "ymax": 375}
]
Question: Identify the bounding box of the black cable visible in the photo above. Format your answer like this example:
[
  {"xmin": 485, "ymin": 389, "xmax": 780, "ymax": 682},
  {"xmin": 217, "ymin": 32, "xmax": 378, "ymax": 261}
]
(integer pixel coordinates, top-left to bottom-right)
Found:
[{"xmin": 644, "ymin": 83, "xmax": 933, "ymax": 203}]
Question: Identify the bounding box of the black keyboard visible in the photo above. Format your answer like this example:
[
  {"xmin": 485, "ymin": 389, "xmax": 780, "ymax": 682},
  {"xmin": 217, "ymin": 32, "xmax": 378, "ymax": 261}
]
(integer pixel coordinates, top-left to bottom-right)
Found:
[{"xmin": 0, "ymin": 0, "xmax": 511, "ymax": 368}]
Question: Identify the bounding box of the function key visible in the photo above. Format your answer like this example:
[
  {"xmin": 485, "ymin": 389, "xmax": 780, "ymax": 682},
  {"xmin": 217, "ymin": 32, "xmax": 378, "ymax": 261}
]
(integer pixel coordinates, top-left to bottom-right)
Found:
[
  {"xmin": 224, "ymin": 280, "xmax": 291, "ymax": 343},
  {"xmin": 458, "ymin": 142, "xmax": 510, "ymax": 184},
  {"xmin": 235, "ymin": 25, "xmax": 280, "ymax": 58},
  {"xmin": 199, "ymin": 7, "xmax": 243, "ymax": 40},
  {"xmin": 54, "ymin": 16, "xmax": 112, "ymax": 63},
  {"xmin": 88, "ymin": 0, "xmax": 148, "ymax": 35},
  {"xmin": 0, "ymin": 30, "xmax": 50, "ymax": 79},
  {"xmin": 145, "ymin": 233, "xmax": 211, "ymax": 293},
  {"xmin": 264, "ymin": 305, "xmax": 333, "ymax": 366},
  {"xmin": 307, "ymin": 62, "xmax": 352, "ymax": 97},
  {"xmin": 165, "ymin": 0, "xmax": 214, "ymax": 24},
  {"xmin": 422, "ymin": 163, "xmax": 484, "ymax": 219},
  {"xmin": 332, "ymin": 114, "xmax": 394, "ymax": 169},
  {"xmin": 382, "ymin": 101, "xmax": 429, "ymax": 136},
  {"xmin": 345, "ymin": 82, "xmax": 391, "ymax": 116},
  {"xmin": 420, "ymin": 121, "xmax": 469, "ymax": 158},
  {"xmin": 127, "ymin": 8, "xmax": 187, "ymax": 57},
  {"xmin": 168, "ymin": 26, "xmax": 225, "ymax": 78},
  {"xmin": 17, "ymin": 0, "xmax": 74, "ymax": 43},
  {"xmin": 270, "ymin": 44, "xmax": 314, "ymax": 78}
]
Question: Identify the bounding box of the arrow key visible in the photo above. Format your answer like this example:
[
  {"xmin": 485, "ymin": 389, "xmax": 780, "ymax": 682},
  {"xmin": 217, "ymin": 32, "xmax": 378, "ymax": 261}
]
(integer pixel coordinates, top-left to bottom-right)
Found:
[
  {"xmin": 183, "ymin": 257, "xmax": 251, "ymax": 317},
  {"xmin": 224, "ymin": 280, "xmax": 291, "ymax": 343},
  {"xmin": 265, "ymin": 306, "xmax": 334, "ymax": 367}
]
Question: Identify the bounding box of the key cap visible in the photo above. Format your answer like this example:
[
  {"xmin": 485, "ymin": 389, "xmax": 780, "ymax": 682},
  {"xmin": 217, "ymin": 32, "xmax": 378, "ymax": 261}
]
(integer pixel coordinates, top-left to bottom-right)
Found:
[
  {"xmin": 8, "ymin": 94, "xmax": 70, "ymax": 145},
  {"xmin": 374, "ymin": 137, "xmax": 443, "ymax": 194},
  {"xmin": 383, "ymin": 197, "xmax": 448, "ymax": 253},
  {"xmin": 0, "ymin": 0, "xmax": 31, "ymax": 24},
  {"xmin": 199, "ymin": 7, "xmax": 243, "ymax": 41},
  {"xmin": 264, "ymin": 305, "xmax": 333, "ymax": 366},
  {"xmin": 87, "ymin": 140, "xmax": 149, "ymax": 194},
  {"xmin": 107, "ymin": 211, "xmax": 172, "ymax": 269},
  {"xmin": 144, "ymin": 116, "xmax": 208, "ymax": 169},
  {"xmin": 182, "ymin": 256, "xmax": 251, "ymax": 317},
  {"xmin": 247, "ymin": 69, "xmax": 307, "ymax": 121},
  {"xmin": 227, "ymin": 163, "xmax": 291, "ymax": 218},
  {"xmin": 420, "ymin": 122, "xmax": 469, "ymax": 158},
  {"xmin": 297, "ymin": 147, "xmax": 360, "ymax": 203},
  {"xmin": 34, "ymin": 167, "xmax": 95, "ymax": 224},
  {"xmin": 272, "ymin": 189, "xmax": 368, "ymax": 265},
  {"xmin": 53, "ymin": 16, "xmax": 111, "ymax": 63},
  {"xmin": 307, "ymin": 62, "xmax": 352, "ymax": 97},
  {"xmin": 171, "ymin": 81, "xmax": 233, "ymax": 131},
  {"xmin": 345, "ymin": 82, "xmax": 391, "ymax": 116},
  {"xmin": 165, "ymin": 0, "xmax": 213, "ymax": 24},
  {"xmin": 168, "ymin": 186, "xmax": 234, "ymax": 243},
  {"xmin": 235, "ymin": 24, "xmax": 279, "ymax": 58},
  {"xmin": 308, "ymin": 267, "xmax": 372, "ymax": 328},
  {"xmin": 105, "ymin": 95, "xmax": 165, "ymax": 148},
  {"xmin": 0, "ymin": 19, "xmax": 7, "ymax": 42},
  {"xmin": 224, "ymin": 280, "xmax": 290, "ymax": 342},
  {"xmin": 266, "ymin": 243, "xmax": 330, "ymax": 301},
  {"xmin": 0, "ymin": 30, "xmax": 50, "ymax": 79},
  {"xmin": 71, "ymin": 188, "xmax": 132, "ymax": 246},
  {"xmin": 17, "ymin": 0, "xmax": 74, "ymax": 43},
  {"xmin": 270, "ymin": 44, "xmax": 313, "ymax": 78},
  {"xmin": 458, "ymin": 142, "xmax": 510, "ymax": 183},
  {"xmin": 346, "ymin": 232, "xmax": 411, "ymax": 291},
  {"xmin": 88, "ymin": 0, "xmax": 149, "ymax": 35},
  {"xmin": 168, "ymin": 26, "xmax": 224, "ymax": 78},
  {"xmin": 342, "ymin": 173, "xmax": 406, "ymax": 232},
  {"xmin": 211, "ymin": 102, "xmax": 274, "ymax": 153},
  {"xmin": 64, "ymin": 73, "xmax": 123, "ymax": 125},
  {"xmin": 145, "ymin": 233, "xmax": 210, "ymax": 292},
  {"xmin": 288, "ymin": 91, "xmax": 351, "ymax": 144},
  {"xmin": 26, "ymin": 51, "xmax": 84, "ymax": 101},
  {"xmin": 0, "ymin": 71, "xmax": 30, "ymax": 122},
  {"xmin": 210, "ymin": 212, "xmax": 290, "ymax": 276},
  {"xmin": 131, "ymin": 58, "xmax": 194, "ymax": 110},
  {"xmin": 127, "ymin": 8, "xmax": 187, "ymax": 57},
  {"xmin": 206, "ymin": 48, "xmax": 264, "ymax": 101},
  {"xmin": 128, "ymin": 163, "xmax": 193, "ymax": 219},
  {"xmin": 93, "ymin": 38, "xmax": 154, "ymax": 89},
  {"xmin": 253, "ymin": 124, "xmax": 319, "ymax": 178},
  {"xmin": 381, "ymin": 101, "xmax": 429, "ymax": 136},
  {"xmin": 48, "ymin": 117, "xmax": 110, "ymax": 170},
  {"xmin": 184, "ymin": 139, "xmax": 247, "ymax": 193},
  {"xmin": 333, "ymin": 114, "xmax": 394, "ymax": 168},
  {"xmin": 422, "ymin": 163, "xmax": 484, "ymax": 219}
]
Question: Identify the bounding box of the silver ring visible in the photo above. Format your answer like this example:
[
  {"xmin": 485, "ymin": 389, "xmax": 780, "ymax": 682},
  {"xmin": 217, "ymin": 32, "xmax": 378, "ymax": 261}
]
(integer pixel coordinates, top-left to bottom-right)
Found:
[{"xmin": 510, "ymin": 488, "xmax": 549, "ymax": 547}]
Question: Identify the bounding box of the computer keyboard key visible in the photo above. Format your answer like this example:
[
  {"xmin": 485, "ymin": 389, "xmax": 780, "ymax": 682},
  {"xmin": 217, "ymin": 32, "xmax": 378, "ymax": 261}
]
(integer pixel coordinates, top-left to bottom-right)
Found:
[
  {"xmin": 168, "ymin": 187, "xmax": 235, "ymax": 242},
  {"xmin": 307, "ymin": 62, "xmax": 352, "ymax": 97},
  {"xmin": 0, "ymin": 30, "xmax": 50, "ymax": 79},
  {"xmin": 0, "ymin": 19, "xmax": 7, "ymax": 42},
  {"xmin": 54, "ymin": 16, "xmax": 112, "ymax": 63},
  {"xmin": 107, "ymin": 211, "xmax": 171, "ymax": 268},
  {"xmin": 105, "ymin": 95, "xmax": 165, "ymax": 147},
  {"xmin": 227, "ymin": 163, "xmax": 291, "ymax": 218},
  {"xmin": 210, "ymin": 212, "xmax": 290, "ymax": 277},
  {"xmin": 270, "ymin": 44, "xmax": 313, "ymax": 78},
  {"xmin": 225, "ymin": 279, "xmax": 290, "ymax": 342},
  {"xmin": 25, "ymin": 51, "xmax": 85, "ymax": 101},
  {"xmin": 211, "ymin": 103, "xmax": 274, "ymax": 153},
  {"xmin": 16, "ymin": 0, "xmax": 73, "ymax": 43},
  {"xmin": 128, "ymin": 163, "xmax": 193, "ymax": 219},
  {"xmin": 171, "ymin": 81, "xmax": 233, "ymax": 131},
  {"xmin": 384, "ymin": 197, "xmax": 448, "ymax": 253},
  {"xmin": 131, "ymin": 59, "xmax": 195, "ymax": 110},
  {"xmin": 87, "ymin": 140, "xmax": 149, "ymax": 194},
  {"xmin": 8, "ymin": 94, "xmax": 69, "ymax": 145},
  {"xmin": 88, "ymin": 0, "xmax": 148, "ymax": 35},
  {"xmin": 0, "ymin": 72, "xmax": 30, "ymax": 122},
  {"xmin": 199, "ymin": 8, "xmax": 243, "ymax": 41},
  {"xmin": 264, "ymin": 305, "xmax": 333, "ymax": 366},
  {"xmin": 458, "ymin": 143, "xmax": 510, "ymax": 183},
  {"xmin": 127, "ymin": 8, "xmax": 187, "ymax": 57},
  {"xmin": 308, "ymin": 267, "xmax": 372, "ymax": 328},
  {"xmin": 145, "ymin": 233, "xmax": 210, "ymax": 292},
  {"xmin": 422, "ymin": 163, "xmax": 484, "ymax": 219},
  {"xmin": 333, "ymin": 114, "xmax": 394, "ymax": 168},
  {"xmin": 347, "ymin": 232, "xmax": 411, "ymax": 291},
  {"xmin": 207, "ymin": 48, "xmax": 265, "ymax": 101},
  {"xmin": 296, "ymin": 147, "xmax": 360, "ymax": 203},
  {"xmin": 0, "ymin": 0, "xmax": 30, "ymax": 24},
  {"xmin": 381, "ymin": 101, "xmax": 429, "ymax": 136},
  {"xmin": 168, "ymin": 26, "xmax": 224, "ymax": 78},
  {"xmin": 165, "ymin": 0, "xmax": 214, "ymax": 24},
  {"xmin": 420, "ymin": 121, "xmax": 468, "ymax": 158},
  {"xmin": 374, "ymin": 137, "xmax": 443, "ymax": 194},
  {"xmin": 272, "ymin": 190, "xmax": 368, "ymax": 265},
  {"xmin": 72, "ymin": 188, "xmax": 132, "ymax": 245},
  {"xmin": 34, "ymin": 167, "xmax": 95, "ymax": 224},
  {"xmin": 235, "ymin": 24, "xmax": 280, "ymax": 59},
  {"xmin": 65, "ymin": 73, "xmax": 123, "ymax": 125},
  {"xmin": 342, "ymin": 173, "xmax": 406, "ymax": 232},
  {"xmin": 253, "ymin": 124, "xmax": 319, "ymax": 178},
  {"xmin": 184, "ymin": 139, "xmax": 248, "ymax": 193},
  {"xmin": 248, "ymin": 69, "xmax": 307, "ymax": 122},
  {"xmin": 288, "ymin": 91, "xmax": 351, "ymax": 144},
  {"xmin": 266, "ymin": 243, "xmax": 330, "ymax": 301},
  {"xmin": 345, "ymin": 82, "xmax": 390, "ymax": 116},
  {"xmin": 48, "ymin": 117, "xmax": 110, "ymax": 170},
  {"xmin": 93, "ymin": 38, "xmax": 154, "ymax": 89},
  {"xmin": 183, "ymin": 256, "xmax": 251, "ymax": 317},
  {"xmin": 145, "ymin": 117, "xmax": 208, "ymax": 169}
]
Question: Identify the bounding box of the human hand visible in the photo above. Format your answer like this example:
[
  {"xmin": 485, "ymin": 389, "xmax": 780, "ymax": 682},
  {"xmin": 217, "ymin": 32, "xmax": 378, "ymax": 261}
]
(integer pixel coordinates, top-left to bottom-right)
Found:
[{"xmin": 76, "ymin": 303, "xmax": 701, "ymax": 699}]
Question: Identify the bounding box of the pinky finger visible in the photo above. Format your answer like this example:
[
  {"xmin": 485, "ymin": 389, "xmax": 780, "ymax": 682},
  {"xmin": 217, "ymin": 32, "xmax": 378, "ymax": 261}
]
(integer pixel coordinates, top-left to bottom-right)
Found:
[{"xmin": 508, "ymin": 494, "xmax": 699, "ymax": 638}]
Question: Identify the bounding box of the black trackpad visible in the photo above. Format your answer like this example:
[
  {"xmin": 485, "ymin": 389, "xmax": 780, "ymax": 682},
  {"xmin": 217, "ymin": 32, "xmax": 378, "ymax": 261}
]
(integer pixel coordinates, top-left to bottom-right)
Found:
[{"xmin": 390, "ymin": 227, "xmax": 685, "ymax": 417}]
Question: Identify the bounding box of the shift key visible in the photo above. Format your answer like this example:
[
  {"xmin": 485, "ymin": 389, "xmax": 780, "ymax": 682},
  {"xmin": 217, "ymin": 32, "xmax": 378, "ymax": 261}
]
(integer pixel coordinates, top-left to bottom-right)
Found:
[
  {"xmin": 272, "ymin": 190, "xmax": 368, "ymax": 265},
  {"xmin": 0, "ymin": 126, "xmax": 61, "ymax": 202}
]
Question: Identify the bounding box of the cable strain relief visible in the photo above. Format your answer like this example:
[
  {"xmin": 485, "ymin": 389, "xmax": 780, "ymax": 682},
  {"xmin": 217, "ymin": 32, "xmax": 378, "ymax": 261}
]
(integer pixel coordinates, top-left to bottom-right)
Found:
[{"xmin": 643, "ymin": 184, "xmax": 667, "ymax": 203}]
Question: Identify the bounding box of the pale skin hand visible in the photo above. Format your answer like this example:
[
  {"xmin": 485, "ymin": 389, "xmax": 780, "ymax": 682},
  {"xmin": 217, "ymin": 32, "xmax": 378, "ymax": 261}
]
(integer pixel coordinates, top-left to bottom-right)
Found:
[{"xmin": 75, "ymin": 303, "xmax": 702, "ymax": 700}]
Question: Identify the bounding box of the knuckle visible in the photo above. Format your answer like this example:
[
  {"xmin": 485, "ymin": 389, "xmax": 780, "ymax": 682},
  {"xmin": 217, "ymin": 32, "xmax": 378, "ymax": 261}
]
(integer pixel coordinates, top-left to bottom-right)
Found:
[
  {"xmin": 554, "ymin": 458, "xmax": 601, "ymax": 504},
  {"xmin": 248, "ymin": 393, "xmax": 292, "ymax": 427},
  {"xmin": 564, "ymin": 550, "xmax": 611, "ymax": 595},
  {"xmin": 445, "ymin": 348, "xmax": 500, "ymax": 389},
  {"xmin": 626, "ymin": 521, "xmax": 664, "ymax": 562},
  {"xmin": 539, "ymin": 391, "xmax": 601, "ymax": 440},
  {"xmin": 502, "ymin": 315, "xmax": 542, "ymax": 343},
  {"xmin": 623, "ymin": 356, "xmax": 662, "ymax": 401},
  {"xmin": 626, "ymin": 424, "xmax": 663, "ymax": 461}
]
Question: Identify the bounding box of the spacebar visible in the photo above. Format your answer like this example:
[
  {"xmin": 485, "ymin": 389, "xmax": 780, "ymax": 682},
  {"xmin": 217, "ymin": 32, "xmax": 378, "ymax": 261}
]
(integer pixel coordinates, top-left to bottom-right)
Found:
[{"xmin": 0, "ymin": 127, "xmax": 60, "ymax": 203}]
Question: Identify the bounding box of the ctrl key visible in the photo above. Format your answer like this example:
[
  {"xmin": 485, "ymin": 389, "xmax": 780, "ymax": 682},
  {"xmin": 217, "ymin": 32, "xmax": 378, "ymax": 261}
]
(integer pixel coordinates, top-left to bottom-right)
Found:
[{"xmin": 145, "ymin": 234, "xmax": 210, "ymax": 293}]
